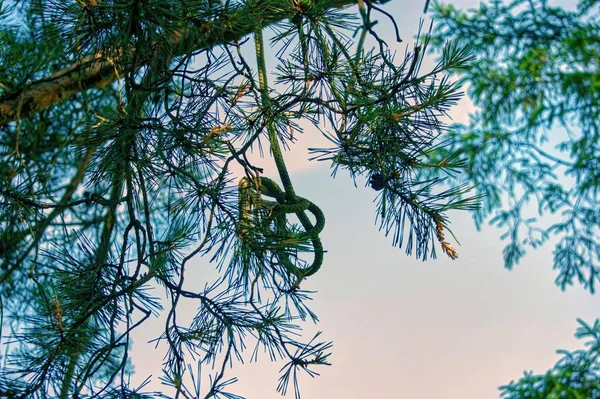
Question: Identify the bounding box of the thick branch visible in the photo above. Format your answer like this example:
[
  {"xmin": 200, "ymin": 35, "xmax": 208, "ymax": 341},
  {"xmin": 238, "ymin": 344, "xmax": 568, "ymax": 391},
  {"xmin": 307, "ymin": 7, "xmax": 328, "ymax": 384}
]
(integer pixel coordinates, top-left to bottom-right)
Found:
[
  {"xmin": 0, "ymin": 55, "xmax": 119, "ymax": 126},
  {"xmin": 0, "ymin": 0, "xmax": 382, "ymax": 126}
]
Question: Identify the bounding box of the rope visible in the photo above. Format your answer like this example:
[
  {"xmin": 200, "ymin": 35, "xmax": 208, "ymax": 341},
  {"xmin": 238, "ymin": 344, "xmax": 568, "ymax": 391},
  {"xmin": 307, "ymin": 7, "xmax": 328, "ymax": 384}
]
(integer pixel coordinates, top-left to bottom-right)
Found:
[{"xmin": 236, "ymin": 28, "xmax": 326, "ymax": 281}]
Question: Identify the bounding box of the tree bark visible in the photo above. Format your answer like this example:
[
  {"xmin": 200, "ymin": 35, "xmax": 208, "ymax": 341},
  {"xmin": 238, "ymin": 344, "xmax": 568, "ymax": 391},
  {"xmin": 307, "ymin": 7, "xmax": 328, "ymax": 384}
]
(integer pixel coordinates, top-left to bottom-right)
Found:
[{"xmin": 0, "ymin": 0, "xmax": 381, "ymax": 126}]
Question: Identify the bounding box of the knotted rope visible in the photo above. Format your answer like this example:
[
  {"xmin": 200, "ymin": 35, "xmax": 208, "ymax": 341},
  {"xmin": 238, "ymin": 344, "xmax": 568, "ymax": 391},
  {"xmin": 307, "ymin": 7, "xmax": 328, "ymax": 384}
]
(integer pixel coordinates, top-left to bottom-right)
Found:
[{"xmin": 236, "ymin": 28, "xmax": 325, "ymax": 282}]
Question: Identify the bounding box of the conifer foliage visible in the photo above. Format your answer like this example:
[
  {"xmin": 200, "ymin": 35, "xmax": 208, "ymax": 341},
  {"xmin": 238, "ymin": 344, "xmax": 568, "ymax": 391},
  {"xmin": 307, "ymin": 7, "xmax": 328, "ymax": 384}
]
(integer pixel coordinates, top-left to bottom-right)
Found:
[
  {"xmin": 428, "ymin": 0, "xmax": 600, "ymax": 292},
  {"xmin": 427, "ymin": 1, "xmax": 600, "ymax": 397},
  {"xmin": 0, "ymin": 0, "xmax": 475, "ymax": 397}
]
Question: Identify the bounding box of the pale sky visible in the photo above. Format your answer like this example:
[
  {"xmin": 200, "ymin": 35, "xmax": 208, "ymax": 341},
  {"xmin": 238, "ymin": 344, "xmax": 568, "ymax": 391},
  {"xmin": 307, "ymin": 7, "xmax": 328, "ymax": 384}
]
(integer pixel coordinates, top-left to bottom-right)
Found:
[{"xmin": 128, "ymin": 1, "xmax": 600, "ymax": 398}]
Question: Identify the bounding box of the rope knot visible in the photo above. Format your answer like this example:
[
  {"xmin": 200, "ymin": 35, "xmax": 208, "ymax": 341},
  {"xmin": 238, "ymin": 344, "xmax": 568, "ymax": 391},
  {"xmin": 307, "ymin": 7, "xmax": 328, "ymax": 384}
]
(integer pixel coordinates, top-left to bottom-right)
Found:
[{"xmin": 237, "ymin": 176, "xmax": 325, "ymax": 279}]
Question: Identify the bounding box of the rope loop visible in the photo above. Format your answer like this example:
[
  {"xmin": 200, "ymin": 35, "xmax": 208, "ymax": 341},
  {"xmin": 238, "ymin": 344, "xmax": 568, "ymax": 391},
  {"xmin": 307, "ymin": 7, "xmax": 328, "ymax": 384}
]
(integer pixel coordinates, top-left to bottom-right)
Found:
[
  {"xmin": 238, "ymin": 176, "xmax": 325, "ymax": 279},
  {"xmin": 234, "ymin": 27, "xmax": 327, "ymax": 283}
]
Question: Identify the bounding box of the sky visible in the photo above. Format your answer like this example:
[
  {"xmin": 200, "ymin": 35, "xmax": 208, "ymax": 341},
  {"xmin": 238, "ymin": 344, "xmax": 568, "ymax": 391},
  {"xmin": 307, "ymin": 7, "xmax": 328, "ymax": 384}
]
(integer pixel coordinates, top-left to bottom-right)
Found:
[{"xmin": 128, "ymin": 1, "xmax": 600, "ymax": 398}]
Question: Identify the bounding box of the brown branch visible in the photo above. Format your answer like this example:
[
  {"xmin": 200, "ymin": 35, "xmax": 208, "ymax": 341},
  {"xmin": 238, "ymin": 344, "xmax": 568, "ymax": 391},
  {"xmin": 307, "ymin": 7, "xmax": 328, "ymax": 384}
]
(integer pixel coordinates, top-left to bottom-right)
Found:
[
  {"xmin": 0, "ymin": 0, "xmax": 378, "ymax": 126},
  {"xmin": 0, "ymin": 54, "xmax": 120, "ymax": 126}
]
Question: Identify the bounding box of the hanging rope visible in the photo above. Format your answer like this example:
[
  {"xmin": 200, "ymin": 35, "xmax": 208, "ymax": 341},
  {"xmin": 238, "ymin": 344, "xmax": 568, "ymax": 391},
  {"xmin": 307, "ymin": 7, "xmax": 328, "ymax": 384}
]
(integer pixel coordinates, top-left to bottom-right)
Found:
[{"xmin": 236, "ymin": 28, "xmax": 325, "ymax": 282}]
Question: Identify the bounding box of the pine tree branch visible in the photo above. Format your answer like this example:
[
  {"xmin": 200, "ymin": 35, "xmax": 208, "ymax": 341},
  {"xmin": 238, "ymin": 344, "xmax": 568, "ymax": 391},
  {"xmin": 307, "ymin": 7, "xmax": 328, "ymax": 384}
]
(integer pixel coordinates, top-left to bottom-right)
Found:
[{"xmin": 0, "ymin": 0, "xmax": 389, "ymax": 126}]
